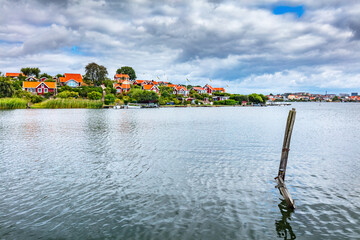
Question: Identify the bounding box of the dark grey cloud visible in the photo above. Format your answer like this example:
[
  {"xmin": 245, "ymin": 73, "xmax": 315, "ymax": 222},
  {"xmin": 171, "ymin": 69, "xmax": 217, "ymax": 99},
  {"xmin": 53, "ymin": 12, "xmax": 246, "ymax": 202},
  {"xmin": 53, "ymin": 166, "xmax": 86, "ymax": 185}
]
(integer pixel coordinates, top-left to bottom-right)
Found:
[{"xmin": 1, "ymin": 0, "xmax": 360, "ymax": 93}]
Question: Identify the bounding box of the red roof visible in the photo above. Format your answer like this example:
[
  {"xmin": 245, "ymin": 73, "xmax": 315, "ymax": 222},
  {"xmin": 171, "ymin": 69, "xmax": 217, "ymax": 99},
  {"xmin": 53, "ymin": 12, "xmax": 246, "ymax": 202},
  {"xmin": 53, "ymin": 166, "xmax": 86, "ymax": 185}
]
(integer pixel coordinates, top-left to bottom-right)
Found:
[{"xmin": 62, "ymin": 73, "xmax": 83, "ymax": 83}]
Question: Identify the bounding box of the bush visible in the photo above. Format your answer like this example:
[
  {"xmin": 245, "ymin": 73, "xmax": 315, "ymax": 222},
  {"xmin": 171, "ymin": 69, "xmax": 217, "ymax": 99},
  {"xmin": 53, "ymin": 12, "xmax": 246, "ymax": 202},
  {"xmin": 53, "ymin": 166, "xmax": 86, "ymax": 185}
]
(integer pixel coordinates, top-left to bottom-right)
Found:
[
  {"xmin": 0, "ymin": 98, "xmax": 27, "ymax": 109},
  {"xmin": 88, "ymin": 91, "xmax": 102, "ymax": 100},
  {"xmin": 30, "ymin": 95, "xmax": 44, "ymax": 103},
  {"xmin": 32, "ymin": 99, "xmax": 103, "ymax": 109},
  {"xmin": 105, "ymin": 94, "xmax": 116, "ymax": 105},
  {"xmin": 57, "ymin": 90, "xmax": 79, "ymax": 99}
]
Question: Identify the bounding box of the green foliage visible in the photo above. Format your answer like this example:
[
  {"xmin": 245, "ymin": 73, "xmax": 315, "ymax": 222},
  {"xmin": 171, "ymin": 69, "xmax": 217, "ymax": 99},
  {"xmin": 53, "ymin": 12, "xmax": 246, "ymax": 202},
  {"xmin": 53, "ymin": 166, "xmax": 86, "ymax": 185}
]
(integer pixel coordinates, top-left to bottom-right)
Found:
[
  {"xmin": 32, "ymin": 99, "xmax": 103, "ymax": 109},
  {"xmin": 230, "ymin": 94, "xmax": 248, "ymax": 102},
  {"xmin": 56, "ymin": 74, "xmax": 64, "ymax": 78},
  {"xmin": 0, "ymin": 77, "xmax": 15, "ymax": 98},
  {"xmin": 12, "ymin": 80, "xmax": 23, "ymax": 90},
  {"xmin": 85, "ymin": 62, "xmax": 108, "ymax": 86},
  {"xmin": 13, "ymin": 90, "xmax": 31, "ymax": 99},
  {"xmin": 0, "ymin": 98, "xmax": 27, "ymax": 109},
  {"xmin": 30, "ymin": 95, "xmax": 44, "ymax": 103},
  {"xmin": 130, "ymin": 89, "xmax": 159, "ymax": 103},
  {"xmin": 248, "ymin": 93, "xmax": 264, "ymax": 104},
  {"xmin": 116, "ymin": 66, "xmax": 136, "ymax": 80},
  {"xmin": 21, "ymin": 67, "xmax": 41, "ymax": 78},
  {"xmin": 78, "ymin": 86, "xmax": 102, "ymax": 98},
  {"xmin": 104, "ymin": 94, "xmax": 116, "ymax": 105},
  {"xmin": 87, "ymin": 91, "xmax": 102, "ymax": 100},
  {"xmin": 214, "ymin": 99, "xmax": 237, "ymax": 105},
  {"xmin": 40, "ymin": 73, "xmax": 53, "ymax": 79},
  {"xmin": 57, "ymin": 90, "xmax": 79, "ymax": 99}
]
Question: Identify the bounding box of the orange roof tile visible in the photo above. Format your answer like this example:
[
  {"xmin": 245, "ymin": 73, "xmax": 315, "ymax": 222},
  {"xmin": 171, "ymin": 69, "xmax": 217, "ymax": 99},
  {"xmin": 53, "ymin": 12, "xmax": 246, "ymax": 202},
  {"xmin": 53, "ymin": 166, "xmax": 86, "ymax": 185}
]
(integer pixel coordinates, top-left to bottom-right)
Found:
[
  {"xmin": 121, "ymin": 84, "xmax": 131, "ymax": 89},
  {"xmin": 6, "ymin": 73, "xmax": 25, "ymax": 77},
  {"xmin": 62, "ymin": 73, "xmax": 83, "ymax": 83},
  {"xmin": 142, "ymin": 84, "xmax": 154, "ymax": 90},
  {"xmin": 167, "ymin": 84, "xmax": 176, "ymax": 88},
  {"xmin": 115, "ymin": 74, "xmax": 129, "ymax": 78},
  {"xmin": 135, "ymin": 80, "xmax": 145, "ymax": 83},
  {"xmin": 114, "ymin": 83, "xmax": 121, "ymax": 88},
  {"xmin": 214, "ymin": 87, "xmax": 225, "ymax": 92},
  {"xmin": 23, "ymin": 81, "xmax": 56, "ymax": 88},
  {"xmin": 193, "ymin": 87, "xmax": 205, "ymax": 91}
]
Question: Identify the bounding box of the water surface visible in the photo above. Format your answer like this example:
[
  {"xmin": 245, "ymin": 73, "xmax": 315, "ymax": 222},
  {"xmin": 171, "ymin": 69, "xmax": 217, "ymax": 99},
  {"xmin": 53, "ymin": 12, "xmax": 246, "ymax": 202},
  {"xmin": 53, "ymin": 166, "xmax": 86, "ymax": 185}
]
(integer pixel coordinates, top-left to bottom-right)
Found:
[{"xmin": 0, "ymin": 103, "xmax": 359, "ymax": 239}]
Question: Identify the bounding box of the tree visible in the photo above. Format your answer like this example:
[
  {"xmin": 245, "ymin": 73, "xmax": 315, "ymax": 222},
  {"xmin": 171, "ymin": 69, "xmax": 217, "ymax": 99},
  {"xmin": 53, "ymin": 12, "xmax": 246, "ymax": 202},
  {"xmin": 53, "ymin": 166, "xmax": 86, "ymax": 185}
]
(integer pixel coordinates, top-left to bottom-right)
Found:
[
  {"xmin": 21, "ymin": 67, "xmax": 41, "ymax": 78},
  {"xmin": 130, "ymin": 89, "xmax": 159, "ymax": 103},
  {"xmin": 85, "ymin": 62, "xmax": 108, "ymax": 86},
  {"xmin": 248, "ymin": 93, "xmax": 263, "ymax": 104},
  {"xmin": 116, "ymin": 66, "xmax": 136, "ymax": 80},
  {"xmin": 88, "ymin": 91, "xmax": 102, "ymax": 100},
  {"xmin": 0, "ymin": 77, "xmax": 15, "ymax": 97},
  {"xmin": 105, "ymin": 94, "xmax": 116, "ymax": 105},
  {"xmin": 40, "ymin": 73, "xmax": 53, "ymax": 79}
]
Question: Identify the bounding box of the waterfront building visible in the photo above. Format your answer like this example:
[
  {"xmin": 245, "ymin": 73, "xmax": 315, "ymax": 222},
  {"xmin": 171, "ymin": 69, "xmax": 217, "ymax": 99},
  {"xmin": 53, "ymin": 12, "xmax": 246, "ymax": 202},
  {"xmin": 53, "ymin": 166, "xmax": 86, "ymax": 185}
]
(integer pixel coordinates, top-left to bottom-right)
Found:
[
  {"xmin": 59, "ymin": 73, "xmax": 83, "ymax": 87},
  {"xmin": 114, "ymin": 74, "xmax": 129, "ymax": 82},
  {"xmin": 142, "ymin": 84, "xmax": 160, "ymax": 93},
  {"xmin": 5, "ymin": 73, "xmax": 25, "ymax": 79},
  {"xmin": 23, "ymin": 81, "xmax": 56, "ymax": 95}
]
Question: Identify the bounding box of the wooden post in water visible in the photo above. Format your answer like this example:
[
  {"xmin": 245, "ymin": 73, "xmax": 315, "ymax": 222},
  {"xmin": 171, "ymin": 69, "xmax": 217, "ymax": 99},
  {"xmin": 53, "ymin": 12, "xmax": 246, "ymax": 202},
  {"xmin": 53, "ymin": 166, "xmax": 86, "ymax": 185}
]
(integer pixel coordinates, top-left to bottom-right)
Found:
[{"xmin": 275, "ymin": 108, "xmax": 296, "ymax": 209}]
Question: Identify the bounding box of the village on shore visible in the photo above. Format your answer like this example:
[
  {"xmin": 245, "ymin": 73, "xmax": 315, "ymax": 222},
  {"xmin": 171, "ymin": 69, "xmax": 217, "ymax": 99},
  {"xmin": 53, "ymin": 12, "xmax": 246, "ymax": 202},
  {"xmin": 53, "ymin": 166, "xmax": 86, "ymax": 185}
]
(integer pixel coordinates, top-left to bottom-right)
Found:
[{"xmin": 1, "ymin": 65, "xmax": 359, "ymax": 109}]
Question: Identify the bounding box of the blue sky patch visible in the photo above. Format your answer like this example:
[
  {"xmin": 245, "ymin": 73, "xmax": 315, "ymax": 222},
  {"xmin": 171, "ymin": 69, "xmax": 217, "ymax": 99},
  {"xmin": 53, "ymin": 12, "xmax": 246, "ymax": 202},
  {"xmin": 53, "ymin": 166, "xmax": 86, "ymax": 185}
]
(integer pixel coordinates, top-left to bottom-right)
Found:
[{"xmin": 273, "ymin": 5, "xmax": 304, "ymax": 18}]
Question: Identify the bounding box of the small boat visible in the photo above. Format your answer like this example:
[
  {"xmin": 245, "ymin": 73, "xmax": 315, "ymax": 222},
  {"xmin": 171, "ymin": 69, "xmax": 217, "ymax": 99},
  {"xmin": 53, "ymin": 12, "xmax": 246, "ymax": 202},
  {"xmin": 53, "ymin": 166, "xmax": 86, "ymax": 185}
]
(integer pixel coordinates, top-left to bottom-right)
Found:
[{"xmin": 126, "ymin": 105, "xmax": 141, "ymax": 109}]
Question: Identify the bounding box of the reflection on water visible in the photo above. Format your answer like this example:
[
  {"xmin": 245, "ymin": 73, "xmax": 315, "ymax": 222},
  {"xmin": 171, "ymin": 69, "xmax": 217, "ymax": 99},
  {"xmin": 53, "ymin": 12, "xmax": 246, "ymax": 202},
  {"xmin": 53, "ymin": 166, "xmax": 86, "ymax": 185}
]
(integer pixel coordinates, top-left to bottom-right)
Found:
[
  {"xmin": 275, "ymin": 200, "xmax": 296, "ymax": 240},
  {"xmin": 1, "ymin": 104, "xmax": 360, "ymax": 239}
]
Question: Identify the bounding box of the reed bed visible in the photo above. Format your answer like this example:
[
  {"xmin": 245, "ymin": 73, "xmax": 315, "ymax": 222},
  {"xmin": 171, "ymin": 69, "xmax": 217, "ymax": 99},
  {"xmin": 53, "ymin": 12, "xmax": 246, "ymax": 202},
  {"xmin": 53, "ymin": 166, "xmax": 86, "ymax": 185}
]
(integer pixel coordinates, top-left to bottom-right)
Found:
[
  {"xmin": 32, "ymin": 99, "xmax": 103, "ymax": 109},
  {"xmin": 0, "ymin": 98, "xmax": 28, "ymax": 109}
]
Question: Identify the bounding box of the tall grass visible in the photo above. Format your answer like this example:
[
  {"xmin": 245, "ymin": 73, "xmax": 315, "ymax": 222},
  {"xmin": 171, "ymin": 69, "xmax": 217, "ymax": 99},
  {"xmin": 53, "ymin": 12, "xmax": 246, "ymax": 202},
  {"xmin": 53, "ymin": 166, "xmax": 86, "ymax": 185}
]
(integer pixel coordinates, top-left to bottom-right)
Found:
[
  {"xmin": 32, "ymin": 99, "xmax": 103, "ymax": 109},
  {"xmin": 0, "ymin": 98, "xmax": 27, "ymax": 109}
]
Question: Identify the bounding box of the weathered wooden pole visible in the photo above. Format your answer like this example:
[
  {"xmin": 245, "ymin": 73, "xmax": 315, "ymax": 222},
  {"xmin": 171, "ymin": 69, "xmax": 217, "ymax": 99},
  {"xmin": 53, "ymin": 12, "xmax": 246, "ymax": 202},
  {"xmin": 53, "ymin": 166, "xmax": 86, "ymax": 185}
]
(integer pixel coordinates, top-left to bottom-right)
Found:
[{"xmin": 275, "ymin": 108, "xmax": 296, "ymax": 209}]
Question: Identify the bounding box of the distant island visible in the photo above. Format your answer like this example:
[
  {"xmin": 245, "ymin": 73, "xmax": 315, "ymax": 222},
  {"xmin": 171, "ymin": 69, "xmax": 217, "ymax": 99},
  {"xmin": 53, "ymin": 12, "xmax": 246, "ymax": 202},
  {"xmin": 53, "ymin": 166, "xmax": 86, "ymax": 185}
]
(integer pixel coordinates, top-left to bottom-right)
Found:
[{"xmin": 0, "ymin": 64, "xmax": 359, "ymax": 109}]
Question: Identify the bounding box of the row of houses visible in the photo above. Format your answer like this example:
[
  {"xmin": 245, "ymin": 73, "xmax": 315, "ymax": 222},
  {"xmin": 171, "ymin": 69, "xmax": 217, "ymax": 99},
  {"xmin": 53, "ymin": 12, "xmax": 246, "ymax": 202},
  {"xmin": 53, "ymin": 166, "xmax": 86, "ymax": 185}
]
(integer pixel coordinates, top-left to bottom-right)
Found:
[
  {"xmin": 267, "ymin": 92, "xmax": 360, "ymax": 102},
  {"xmin": 5, "ymin": 72, "xmax": 226, "ymax": 97}
]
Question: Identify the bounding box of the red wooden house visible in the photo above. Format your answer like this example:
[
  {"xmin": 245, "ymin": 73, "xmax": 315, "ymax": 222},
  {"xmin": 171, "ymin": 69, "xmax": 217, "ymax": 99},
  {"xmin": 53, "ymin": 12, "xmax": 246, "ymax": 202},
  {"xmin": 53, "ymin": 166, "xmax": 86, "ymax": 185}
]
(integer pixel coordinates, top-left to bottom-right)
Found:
[{"xmin": 23, "ymin": 81, "xmax": 57, "ymax": 95}]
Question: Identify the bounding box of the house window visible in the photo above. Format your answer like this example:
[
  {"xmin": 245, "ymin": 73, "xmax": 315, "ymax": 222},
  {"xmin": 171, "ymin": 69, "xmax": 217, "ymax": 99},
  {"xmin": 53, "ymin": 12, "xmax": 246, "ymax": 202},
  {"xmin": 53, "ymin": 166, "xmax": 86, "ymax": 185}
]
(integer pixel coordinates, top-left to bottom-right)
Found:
[
  {"xmin": 44, "ymin": 88, "xmax": 48, "ymax": 93},
  {"xmin": 37, "ymin": 88, "xmax": 42, "ymax": 93}
]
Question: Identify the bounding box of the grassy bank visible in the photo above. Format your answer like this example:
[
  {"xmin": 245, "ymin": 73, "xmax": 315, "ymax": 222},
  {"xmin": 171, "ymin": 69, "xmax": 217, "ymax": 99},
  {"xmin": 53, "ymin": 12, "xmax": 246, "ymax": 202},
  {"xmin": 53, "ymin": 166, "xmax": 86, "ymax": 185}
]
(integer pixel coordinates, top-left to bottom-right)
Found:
[
  {"xmin": 0, "ymin": 98, "xmax": 28, "ymax": 109},
  {"xmin": 32, "ymin": 99, "xmax": 103, "ymax": 109}
]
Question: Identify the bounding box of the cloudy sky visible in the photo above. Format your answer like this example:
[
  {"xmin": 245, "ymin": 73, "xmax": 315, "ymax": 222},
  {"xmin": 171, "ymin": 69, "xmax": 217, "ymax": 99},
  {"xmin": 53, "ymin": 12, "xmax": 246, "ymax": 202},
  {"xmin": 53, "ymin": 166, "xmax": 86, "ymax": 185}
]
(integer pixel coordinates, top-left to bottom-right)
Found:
[{"xmin": 1, "ymin": 0, "xmax": 360, "ymax": 94}]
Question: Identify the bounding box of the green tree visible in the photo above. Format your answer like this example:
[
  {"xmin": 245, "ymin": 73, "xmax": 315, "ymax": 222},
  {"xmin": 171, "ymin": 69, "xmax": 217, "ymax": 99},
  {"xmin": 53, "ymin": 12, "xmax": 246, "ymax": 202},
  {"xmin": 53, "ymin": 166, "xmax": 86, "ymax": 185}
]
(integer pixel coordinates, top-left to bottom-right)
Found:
[
  {"xmin": 130, "ymin": 89, "xmax": 159, "ymax": 103},
  {"xmin": 88, "ymin": 91, "xmax": 102, "ymax": 100},
  {"xmin": 105, "ymin": 94, "xmax": 116, "ymax": 105},
  {"xmin": 248, "ymin": 93, "xmax": 263, "ymax": 104},
  {"xmin": 116, "ymin": 66, "xmax": 136, "ymax": 80},
  {"xmin": 21, "ymin": 67, "xmax": 41, "ymax": 78},
  {"xmin": 0, "ymin": 77, "xmax": 15, "ymax": 98},
  {"xmin": 85, "ymin": 62, "xmax": 108, "ymax": 86}
]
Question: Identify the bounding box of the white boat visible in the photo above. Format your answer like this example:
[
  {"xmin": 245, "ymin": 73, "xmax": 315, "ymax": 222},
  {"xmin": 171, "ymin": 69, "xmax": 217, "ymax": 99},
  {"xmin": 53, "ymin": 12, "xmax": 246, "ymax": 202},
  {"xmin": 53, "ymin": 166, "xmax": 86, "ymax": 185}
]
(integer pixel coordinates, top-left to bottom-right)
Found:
[{"xmin": 126, "ymin": 105, "xmax": 141, "ymax": 109}]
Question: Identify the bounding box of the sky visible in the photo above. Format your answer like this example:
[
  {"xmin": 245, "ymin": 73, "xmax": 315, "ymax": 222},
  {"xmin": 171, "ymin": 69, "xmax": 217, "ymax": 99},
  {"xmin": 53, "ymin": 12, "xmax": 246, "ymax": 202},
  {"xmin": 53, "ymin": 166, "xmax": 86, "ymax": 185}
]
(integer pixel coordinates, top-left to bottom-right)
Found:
[{"xmin": 1, "ymin": 0, "xmax": 360, "ymax": 94}]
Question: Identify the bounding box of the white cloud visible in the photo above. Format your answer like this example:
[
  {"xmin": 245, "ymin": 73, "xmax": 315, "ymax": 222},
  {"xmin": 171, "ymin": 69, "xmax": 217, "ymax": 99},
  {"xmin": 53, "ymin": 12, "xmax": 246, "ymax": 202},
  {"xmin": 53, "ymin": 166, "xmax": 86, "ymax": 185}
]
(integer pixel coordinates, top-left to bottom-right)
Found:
[{"xmin": 1, "ymin": 0, "xmax": 360, "ymax": 93}]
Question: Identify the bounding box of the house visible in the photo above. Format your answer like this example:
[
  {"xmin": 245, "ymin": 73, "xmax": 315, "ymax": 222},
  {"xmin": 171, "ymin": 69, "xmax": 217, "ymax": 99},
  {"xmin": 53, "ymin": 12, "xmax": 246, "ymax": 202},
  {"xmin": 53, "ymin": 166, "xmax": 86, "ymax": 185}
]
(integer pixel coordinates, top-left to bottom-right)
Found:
[
  {"xmin": 133, "ymin": 80, "xmax": 146, "ymax": 86},
  {"xmin": 142, "ymin": 84, "xmax": 159, "ymax": 93},
  {"xmin": 25, "ymin": 76, "xmax": 39, "ymax": 81},
  {"xmin": 214, "ymin": 88, "xmax": 225, "ymax": 93},
  {"xmin": 204, "ymin": 84, "xmax": 215, "ymax": 95},
  {"xmin": 212, "ymin": 96, "xmax": 230, "ymax": 101},
  {"xmin": 173, "ymin": 86, "xmax": 189, "ymax": 96},
  {"xmin": 114, "ymin": 74, "xmax": 129, "ymax": 82},
  {"xmin": 5, "ymin": 73, "xmax": 25, "ymax": 79},
  {"xmin": 23, "ymin": 81, "xmax": 56, "ymax": 95},
  {"xmin": 192, "ymin": 87, "xmax": 206, "ymax": 94},
  {"xmin": 59, "ymin": 73, "xmax": 83, "ymax": 87},
  {"xmin": 113, "ymin": 82, "xmax": 131, "ymax": 94}
]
